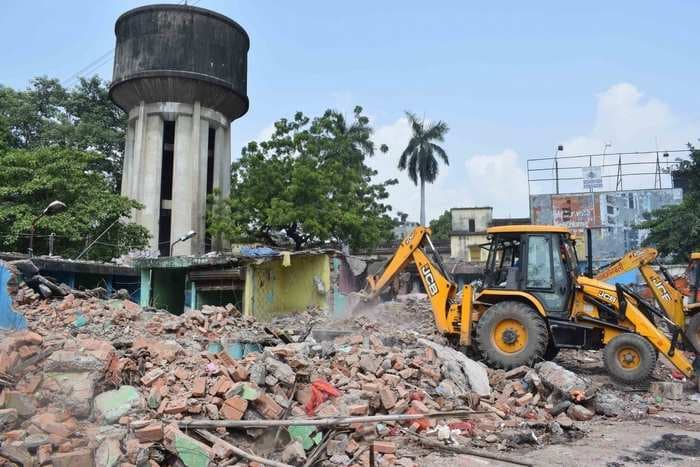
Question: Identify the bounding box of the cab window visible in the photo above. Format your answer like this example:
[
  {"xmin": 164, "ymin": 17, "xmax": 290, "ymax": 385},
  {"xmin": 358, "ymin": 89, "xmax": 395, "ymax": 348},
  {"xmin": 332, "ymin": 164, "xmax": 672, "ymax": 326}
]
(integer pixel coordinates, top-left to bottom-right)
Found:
[{"xmin": 526, "ymin": 235, "xmax": 553, "ymax": 289}]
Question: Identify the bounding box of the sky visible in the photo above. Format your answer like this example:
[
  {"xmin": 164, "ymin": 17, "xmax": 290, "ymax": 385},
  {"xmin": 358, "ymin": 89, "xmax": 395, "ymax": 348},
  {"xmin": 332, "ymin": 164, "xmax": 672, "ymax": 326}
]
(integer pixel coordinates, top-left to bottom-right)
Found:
[{"xmin": 2, "ymin": 0, "xmax": 699, "ymax": 222}]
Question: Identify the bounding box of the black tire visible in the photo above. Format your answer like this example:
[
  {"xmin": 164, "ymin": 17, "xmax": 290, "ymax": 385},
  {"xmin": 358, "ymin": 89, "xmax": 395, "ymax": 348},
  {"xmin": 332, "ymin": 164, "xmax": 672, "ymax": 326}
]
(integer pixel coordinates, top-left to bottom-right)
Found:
[
  {"xmin": 686, "ymin": 313, "xmax": 700, "ymax": 353},
  {"xmin": 543, "ymin": 340, "xmax": 560, "ymax": 361},
  {"xmin": 603, "ymin": 333, "xmax": 657, "ymax": 385},
  {"xmin": 475, "ymin": 301, "xmax": 549, "ymax": 369}
]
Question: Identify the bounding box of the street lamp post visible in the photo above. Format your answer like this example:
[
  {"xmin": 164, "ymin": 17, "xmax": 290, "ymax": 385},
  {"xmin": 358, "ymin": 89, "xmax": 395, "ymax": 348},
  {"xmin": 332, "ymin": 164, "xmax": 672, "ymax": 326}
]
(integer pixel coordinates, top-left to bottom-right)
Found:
[
  {"xmin": 28, "ymin": 200, "xmax": 66, "ymax": 257},
  {"xmin": 170, "ymin": 230, "xmax": 197, "ymax": 256}
]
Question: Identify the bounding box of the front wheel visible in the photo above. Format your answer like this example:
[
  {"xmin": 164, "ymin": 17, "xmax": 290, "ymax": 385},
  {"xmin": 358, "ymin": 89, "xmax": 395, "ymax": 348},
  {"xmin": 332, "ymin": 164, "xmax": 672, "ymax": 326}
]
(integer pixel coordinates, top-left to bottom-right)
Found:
[
  {"xmin": 475, "ymin": 301, "xmax": 549, "ymax": 369},
  {"xmin": 603, "ymin": 333, "xmax": 657, "ymax": 385}
]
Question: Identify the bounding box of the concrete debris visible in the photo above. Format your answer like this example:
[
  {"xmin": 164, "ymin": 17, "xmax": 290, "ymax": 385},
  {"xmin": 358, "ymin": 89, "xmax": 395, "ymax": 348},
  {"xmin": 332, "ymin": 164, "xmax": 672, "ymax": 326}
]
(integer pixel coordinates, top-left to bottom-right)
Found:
[
  {"xmin": 649, "ymin": 381, "xmax": 683, "ymax": 400},
  {"xmin": 0, "ymin": 259, "xmax": 682, "ymax": 466},
  {"xmin": 418, "ymin": 338, "xmax": 491, "ymax": 396},
  {"xmin": 534, "ymin": 361, "xmax": 591, "ymax": 400}
]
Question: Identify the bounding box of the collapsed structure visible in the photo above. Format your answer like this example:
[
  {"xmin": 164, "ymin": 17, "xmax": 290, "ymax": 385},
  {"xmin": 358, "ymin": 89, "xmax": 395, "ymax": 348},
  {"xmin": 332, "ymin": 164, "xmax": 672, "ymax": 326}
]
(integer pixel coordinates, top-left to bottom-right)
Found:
[{"xmin": 0, "ymin": 259, "xmax": 686, "ymax": 466}]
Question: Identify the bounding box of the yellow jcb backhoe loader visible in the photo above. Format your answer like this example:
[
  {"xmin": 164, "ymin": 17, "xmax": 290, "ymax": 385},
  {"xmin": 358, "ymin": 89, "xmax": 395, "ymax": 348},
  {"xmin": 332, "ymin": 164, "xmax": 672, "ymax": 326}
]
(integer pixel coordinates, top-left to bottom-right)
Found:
[
  {"xmin": 365, "ymin": 225, "xmax": 700, "ymax": 385},
  {"xmin": 594, "ymin": 248, "xmax": 700, "ymax": 350}
]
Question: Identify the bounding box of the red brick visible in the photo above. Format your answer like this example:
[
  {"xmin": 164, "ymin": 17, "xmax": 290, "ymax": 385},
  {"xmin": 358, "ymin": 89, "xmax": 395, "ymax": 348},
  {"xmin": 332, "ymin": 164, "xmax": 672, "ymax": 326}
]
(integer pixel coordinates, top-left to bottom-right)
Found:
[
  {"xmin": 217, "ymin": 350, "xmax": 237, "ymax": 367},
  {"xmin": 51, "ymin": 448, "xmax": 93, "ymax": 467},
  {"xmin": 373, "ymin": 441, "xmax": 396, "ymax": 454},
  {"xmin": 516, "ymin": 393, "xmax": 534, "ymax": 406},
  {"xmin": 19, "ymin": 374, "xmax": 42, "ymax": 394},
  {"xmin": 372, "ymin": 441, "xmax": 396, "ymax": 454},
  {"xmin": 209, "ymin": 375, "xmax": 234, "ymax": 396},
  {"xmin": 173, "ymin": 367, "xmax": 189, "ymax": 380},
  {"xmin": 0, "ymin": 351, "xmax": 19, "ymax": 373},
  {"xmin": 231, "ymin": 365, "xmax": 249, "ymax": 382},
  {"xmin": 254, "ymin": 393, "xmax": 283, "ymax": 419},
  {"xmin": 410, "ymin": 400, "xmax": 429, "ymax": 414},
  {"xmin": 379, "ymin": 387, "xmax": 397, "ymax": 410},
  {"xmin": 345, "ymin": 438, "xmax": 359, "ymax": 455},
  {"xmin": 163, "ymin": 400, "xmax": 187, "ymax": 414},
  {"xmin": 191, "ymin": 377, "xmax": 206, "ymax": 397},
  {"xmin": 17, "ymin": 345, "xmax": 39, "ymax": 359},
  {"xmin": 421, "ymin": 366, "xmax": 441, "ymax": 381},
  {"xmin": 221, "ymin": 396, "xmax": 248, "ymax": 420},
  {"xmin": 37, "ymin": 443, "xmax": 52, "ymax": 465},
  {"xmin": 348, "ymin": 402, "xmax": 369, "ymax": 416},
  {"xmin": 135, "ymin": 423, "xmax": 163, "ymax": 442},
  {"xmin": 14, "ymin": 331, "xmax": 43, "ymax": 347},
  {"xmin": 140, "ymin": 368, "xmax": 164, "ymax": 386}
]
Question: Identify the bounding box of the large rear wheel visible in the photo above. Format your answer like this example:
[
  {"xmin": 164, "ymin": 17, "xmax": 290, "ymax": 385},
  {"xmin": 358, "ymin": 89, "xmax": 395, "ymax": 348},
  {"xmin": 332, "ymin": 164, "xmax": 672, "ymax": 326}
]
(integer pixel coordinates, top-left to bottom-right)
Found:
[
  {"xmin": 603, "ymin": 333, "xmax": 657, "ymax": 385},
  {"xmin": 475, "ymin": 301, "xmax": 548, "ymax": 369}
]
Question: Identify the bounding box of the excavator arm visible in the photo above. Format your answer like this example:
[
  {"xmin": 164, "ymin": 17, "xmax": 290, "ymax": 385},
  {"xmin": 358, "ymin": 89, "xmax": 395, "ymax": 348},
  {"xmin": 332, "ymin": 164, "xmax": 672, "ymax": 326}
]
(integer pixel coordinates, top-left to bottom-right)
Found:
[
  {"xmin": 594, "ymin": 247, "xmax": 658, "ymax": 282},
  {"xmin": 595, "ymin": 247, "xmax": 686, "ymax": 327},
  {"xmin": 366, "ymin": 226, "xmax": 473, "ymax": 342}
]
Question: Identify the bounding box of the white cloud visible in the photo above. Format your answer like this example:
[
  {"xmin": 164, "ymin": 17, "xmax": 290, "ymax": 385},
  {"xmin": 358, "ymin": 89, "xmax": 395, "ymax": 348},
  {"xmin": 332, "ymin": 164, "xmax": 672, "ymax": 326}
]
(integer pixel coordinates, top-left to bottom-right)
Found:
[
  {"xmin": 554, "ymin": 83, "xmax": 700, "ymax": 192},
  {"xmin": 562, "ymin": 83, "xmax": 680, "ymax": 156},
  {"xmin": 463, "ymin": 149, "xmax": 529, "ymax": 216}
]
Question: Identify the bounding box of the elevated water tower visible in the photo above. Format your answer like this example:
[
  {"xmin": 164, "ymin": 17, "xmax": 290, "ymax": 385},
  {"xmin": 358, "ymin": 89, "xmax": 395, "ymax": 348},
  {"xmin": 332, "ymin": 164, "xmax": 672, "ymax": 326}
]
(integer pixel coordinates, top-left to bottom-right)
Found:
[{"xmin": 110, "ymin": 4, "xmax": 249, "ymax": 255}]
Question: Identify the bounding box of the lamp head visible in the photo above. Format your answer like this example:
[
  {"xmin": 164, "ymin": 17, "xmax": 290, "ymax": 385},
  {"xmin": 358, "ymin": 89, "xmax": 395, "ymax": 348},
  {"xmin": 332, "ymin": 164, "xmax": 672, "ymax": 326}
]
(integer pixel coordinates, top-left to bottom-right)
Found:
[
  {"xmin": 179, "ymin": 230, "xmax": 197, "ymax": 242},
  {"xmin": 43, "ymin": 200, "xmax": 66, "ymax": 215}
]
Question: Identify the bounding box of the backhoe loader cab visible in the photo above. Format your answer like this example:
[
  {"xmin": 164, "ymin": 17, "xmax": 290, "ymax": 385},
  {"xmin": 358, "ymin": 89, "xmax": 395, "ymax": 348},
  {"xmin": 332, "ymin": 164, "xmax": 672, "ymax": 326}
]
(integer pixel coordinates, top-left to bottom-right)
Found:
[{"xmin": 482, "ymin": 226, "xmax": 578, "ymax": 315}]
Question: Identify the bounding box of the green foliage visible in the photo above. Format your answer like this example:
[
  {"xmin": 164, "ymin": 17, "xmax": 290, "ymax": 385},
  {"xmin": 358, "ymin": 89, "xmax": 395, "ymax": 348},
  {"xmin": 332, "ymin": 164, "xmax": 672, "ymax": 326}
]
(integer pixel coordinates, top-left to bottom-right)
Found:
[
  {"xmin": 640, "ymin": 145, "xmax": 700, "ymax": 261},
  {"xmin": 0, "ymin": 76, "xmax": 126, "ymax": 190},
  {"xmin": 209, "ymin": 107, "xmax": 397, "ymax": 250},
  {"xmin": 429, "ymin": 210, "xmax": 452, "ymax": 241},
  {"xmin": 0, "ymin": 147, "xmax": 149, "ymax": 260}
]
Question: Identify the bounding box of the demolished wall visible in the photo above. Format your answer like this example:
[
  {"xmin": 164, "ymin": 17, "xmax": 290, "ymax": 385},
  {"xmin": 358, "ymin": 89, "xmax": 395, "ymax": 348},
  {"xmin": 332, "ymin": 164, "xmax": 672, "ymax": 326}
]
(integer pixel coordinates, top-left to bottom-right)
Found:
[{"xmin": 243, "ymin": 254, "xmax": 330, "ymax": 320}]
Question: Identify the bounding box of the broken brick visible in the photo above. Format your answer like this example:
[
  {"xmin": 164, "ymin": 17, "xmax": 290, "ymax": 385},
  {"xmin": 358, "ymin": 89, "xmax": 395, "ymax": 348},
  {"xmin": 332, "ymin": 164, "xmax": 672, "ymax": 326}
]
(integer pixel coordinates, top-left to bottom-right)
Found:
[
  {"xmin": 191, "ymin": 377, "xmax": 206, "ymax": 397},
  {"xmin": 373, "ymin": 441, "xmax": 396, "ymax": 454},
  {"xmin": 221, "ymin": 397, "xmax": 248, "ymax": 420},
  {"xmin": 379, "ymin": 387, "xmax": 397, "ymax": 410},
  {"xmin": 135, "ymin": 423, "xmax": 163, "ymax": 442},
  {"xmin": 140, "ymin": 368, "xmax": 164, "ymax": 386},
  {"xmin": 254, "ymin": 393, "xmax": 283, "ymax": 419}
]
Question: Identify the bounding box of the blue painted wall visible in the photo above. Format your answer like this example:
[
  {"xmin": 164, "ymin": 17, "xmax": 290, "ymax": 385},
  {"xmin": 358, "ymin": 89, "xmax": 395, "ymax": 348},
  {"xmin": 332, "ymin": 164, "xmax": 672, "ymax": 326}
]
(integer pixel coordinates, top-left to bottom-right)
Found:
[{"xmin": 0, "ymin": 263, "xmax": 27, "ymax": 330}]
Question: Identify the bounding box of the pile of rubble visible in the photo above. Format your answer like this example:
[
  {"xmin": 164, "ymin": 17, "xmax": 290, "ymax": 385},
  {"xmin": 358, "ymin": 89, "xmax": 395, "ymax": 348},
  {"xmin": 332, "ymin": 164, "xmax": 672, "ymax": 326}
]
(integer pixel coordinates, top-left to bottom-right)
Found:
[{"xmin": 0, "ymin": 260, "xmax": 662, "ymax": 466}]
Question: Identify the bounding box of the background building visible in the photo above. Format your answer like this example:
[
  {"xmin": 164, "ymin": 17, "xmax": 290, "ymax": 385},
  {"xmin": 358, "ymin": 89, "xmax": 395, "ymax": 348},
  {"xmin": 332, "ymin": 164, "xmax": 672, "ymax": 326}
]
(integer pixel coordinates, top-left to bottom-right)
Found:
[
  {"xmin": 531, "ymin": 188, "xmax": 683, "ymax": 265},
  {"xmin": 449, "ymin": 207, "xmax": 492, "ymax": 261},
  {"xmin": 109, "ymin": 4, "xmax": 249, "ymax": 256},
  {"xmin": 449, "ymin": 207, "xmax": 530, "ymax": 261}
]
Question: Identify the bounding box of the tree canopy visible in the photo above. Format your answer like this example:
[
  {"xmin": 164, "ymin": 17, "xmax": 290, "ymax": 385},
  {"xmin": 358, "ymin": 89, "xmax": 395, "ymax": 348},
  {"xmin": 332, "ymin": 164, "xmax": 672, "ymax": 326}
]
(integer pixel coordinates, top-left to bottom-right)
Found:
[
  {"xmin": 398, "ymin": 112, "xmax": 449, "ymax": 225},
  {"xmin": 0, "ymin": 147, "xmax": 149, "ymax": 260},
  {"xmin": 640, "ymin": 146, "xmax": 700, "ymax": 262},
  {"xmin": 0, "ymin": 76, "xmax": 126, "ymax": 190},
  {"xmin": 429, "ymin": 210, "xmax": 452, "ymax": 242},
  {"xmin": 208, "ymin": 107, "xmax": 397, "ymax": 250}
]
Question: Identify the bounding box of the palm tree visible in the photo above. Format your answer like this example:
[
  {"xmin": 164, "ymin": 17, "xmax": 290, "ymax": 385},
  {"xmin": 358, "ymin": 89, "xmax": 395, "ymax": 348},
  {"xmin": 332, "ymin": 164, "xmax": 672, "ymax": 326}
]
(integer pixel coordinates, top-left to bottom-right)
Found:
[{"xmin": 398, "ymin": 112, "xmax": 449, "ymax": 225}]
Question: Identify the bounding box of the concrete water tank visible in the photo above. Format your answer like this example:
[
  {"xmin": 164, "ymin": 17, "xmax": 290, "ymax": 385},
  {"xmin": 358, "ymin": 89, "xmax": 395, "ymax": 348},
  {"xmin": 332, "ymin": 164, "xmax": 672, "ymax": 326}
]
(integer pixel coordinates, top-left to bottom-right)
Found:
[{"xmin": 109, "ymin": 4, "xmax": 250, "ymax": 256}]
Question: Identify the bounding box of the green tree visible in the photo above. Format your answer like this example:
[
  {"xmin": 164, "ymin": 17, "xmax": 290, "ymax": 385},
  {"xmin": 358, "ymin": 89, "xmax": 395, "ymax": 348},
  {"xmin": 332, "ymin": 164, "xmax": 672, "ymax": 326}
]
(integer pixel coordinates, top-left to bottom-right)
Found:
[
  {"xmin": 398, "ymin": 112, "xmax": 449, "ymax": 225},
  {"xmin": 209, "ymin": 107, "xmax": 397, "ymax": 250},
  {"xmin": 0, "ymin": 148, "xmax": 149, "ymax": 260},
  {"xmin": 640, "ymin": 145, "xmax": 700, "ymax": 261},
  {"xmin": 429, "ymin": 209, "xmax": 452, "ymax": 241},
  {"xmin": 0, "ymin": 76, "xmax": 126, "ymax": 190}
]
